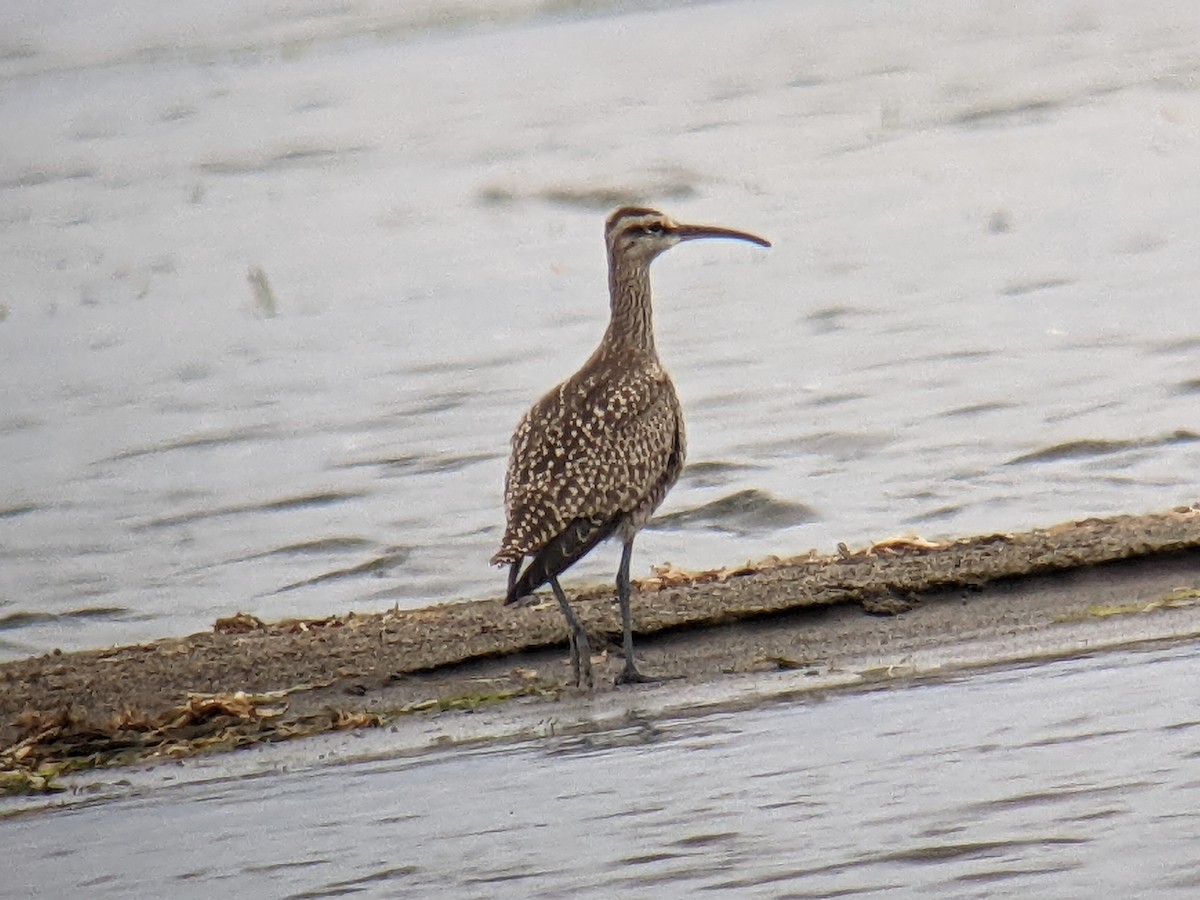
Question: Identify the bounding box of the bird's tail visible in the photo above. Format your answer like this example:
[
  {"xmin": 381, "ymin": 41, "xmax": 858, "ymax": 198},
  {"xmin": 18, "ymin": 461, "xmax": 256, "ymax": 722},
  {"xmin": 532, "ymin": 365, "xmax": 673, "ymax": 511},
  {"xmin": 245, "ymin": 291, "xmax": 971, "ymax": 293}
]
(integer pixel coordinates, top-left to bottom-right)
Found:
[{"xmin": 506, "ymin": 516, "xmax": 620, "ymax": 604}]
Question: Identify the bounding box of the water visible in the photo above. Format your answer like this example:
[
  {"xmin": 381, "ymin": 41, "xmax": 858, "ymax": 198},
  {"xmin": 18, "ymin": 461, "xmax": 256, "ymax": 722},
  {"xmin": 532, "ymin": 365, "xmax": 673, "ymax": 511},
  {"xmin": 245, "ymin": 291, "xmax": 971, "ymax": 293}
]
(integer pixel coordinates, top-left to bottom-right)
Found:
[
  {"xmin": 5, "ymin": 643, "xmax": 1199, "ymax": 897},
  {"xmin": 1, "ymin": 0, "xmax": 1198, "ymax": 661}
]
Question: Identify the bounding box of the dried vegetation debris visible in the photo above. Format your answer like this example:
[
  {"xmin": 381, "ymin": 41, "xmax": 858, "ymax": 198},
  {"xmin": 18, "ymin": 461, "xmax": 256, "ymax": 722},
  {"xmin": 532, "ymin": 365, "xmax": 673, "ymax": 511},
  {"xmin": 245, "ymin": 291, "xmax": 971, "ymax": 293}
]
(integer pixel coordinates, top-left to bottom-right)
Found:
[{"xmin": 1, "ymin": 691, "xmax": 382, "ymax": 795}]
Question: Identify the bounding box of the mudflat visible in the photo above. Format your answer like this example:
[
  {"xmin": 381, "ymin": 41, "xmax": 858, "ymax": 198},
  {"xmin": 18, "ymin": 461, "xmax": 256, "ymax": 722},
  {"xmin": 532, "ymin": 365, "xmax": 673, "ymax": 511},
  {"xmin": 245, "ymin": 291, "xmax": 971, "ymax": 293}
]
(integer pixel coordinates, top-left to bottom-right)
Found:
[{"xmin": 2, "ymin": 506, "xmax": 1198, "ymax": 782}]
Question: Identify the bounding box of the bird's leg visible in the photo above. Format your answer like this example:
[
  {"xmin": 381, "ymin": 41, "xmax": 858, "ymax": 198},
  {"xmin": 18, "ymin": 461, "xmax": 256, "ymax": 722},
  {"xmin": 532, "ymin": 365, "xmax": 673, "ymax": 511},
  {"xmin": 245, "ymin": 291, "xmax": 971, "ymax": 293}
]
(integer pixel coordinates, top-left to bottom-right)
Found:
[
  {"xmin": 548, "ymin": 575, "xmax": 593, "ymax": 689},
  {"xmin": 614, "ymin": 537, "xmax": 653, "ymax": 685}
]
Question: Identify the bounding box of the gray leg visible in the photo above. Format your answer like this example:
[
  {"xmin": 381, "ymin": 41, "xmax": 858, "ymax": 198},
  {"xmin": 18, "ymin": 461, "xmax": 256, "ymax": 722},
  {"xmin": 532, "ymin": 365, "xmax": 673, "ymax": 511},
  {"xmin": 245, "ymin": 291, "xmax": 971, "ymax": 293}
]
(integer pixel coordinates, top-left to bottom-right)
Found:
[
  {"xmin": 614, "ymin": 537, "xmax": 652, "ymax": 684},
  {"xmin": 549, "ymin": 575, "xmax": 593, "ymax": 689}
]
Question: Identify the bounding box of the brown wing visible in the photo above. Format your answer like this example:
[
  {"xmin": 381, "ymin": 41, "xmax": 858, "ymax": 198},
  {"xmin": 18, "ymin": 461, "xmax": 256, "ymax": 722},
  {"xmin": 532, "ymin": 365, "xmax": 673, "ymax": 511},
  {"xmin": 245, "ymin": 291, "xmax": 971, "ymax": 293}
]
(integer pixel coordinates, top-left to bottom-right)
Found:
[{"xmin": 493, "ymin": 354, "xmax": 683, "ymax": 564}]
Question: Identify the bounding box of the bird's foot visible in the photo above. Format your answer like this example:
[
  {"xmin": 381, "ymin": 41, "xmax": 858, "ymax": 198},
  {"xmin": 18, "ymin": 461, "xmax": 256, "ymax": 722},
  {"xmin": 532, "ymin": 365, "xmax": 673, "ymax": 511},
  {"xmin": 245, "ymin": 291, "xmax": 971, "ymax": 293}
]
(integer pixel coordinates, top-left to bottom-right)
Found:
[
  {"xmin": 614, "ymin": 657, "xmax": 684, "ymax": 686},
  {"xmin": 569, "ymin": 630, "xmax": 595, "ymax": 690},
  {"xmin": 576, "ymin": 658, "xmax": 594, "ymax": 691},
  {"xmin": 614, "ymin": 663, "xmax": 657, "ymax": 686}
]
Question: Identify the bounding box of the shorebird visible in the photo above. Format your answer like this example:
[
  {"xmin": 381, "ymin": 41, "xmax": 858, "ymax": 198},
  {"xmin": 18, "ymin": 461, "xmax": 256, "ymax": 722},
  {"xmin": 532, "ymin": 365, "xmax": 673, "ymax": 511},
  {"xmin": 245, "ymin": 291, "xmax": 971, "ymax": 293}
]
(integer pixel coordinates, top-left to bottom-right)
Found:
[{"xmin": 492, "ymin": 206, "xmax": 771, "ymax": 687}]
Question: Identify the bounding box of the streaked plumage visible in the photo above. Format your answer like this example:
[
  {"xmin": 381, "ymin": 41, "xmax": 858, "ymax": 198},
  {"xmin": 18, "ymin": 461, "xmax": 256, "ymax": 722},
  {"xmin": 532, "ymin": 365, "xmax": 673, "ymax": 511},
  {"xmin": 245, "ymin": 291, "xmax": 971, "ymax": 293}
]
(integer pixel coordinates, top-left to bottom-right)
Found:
[{"xmin": 493, "ymin": 206, "xmax": 770, "ymax": 686}]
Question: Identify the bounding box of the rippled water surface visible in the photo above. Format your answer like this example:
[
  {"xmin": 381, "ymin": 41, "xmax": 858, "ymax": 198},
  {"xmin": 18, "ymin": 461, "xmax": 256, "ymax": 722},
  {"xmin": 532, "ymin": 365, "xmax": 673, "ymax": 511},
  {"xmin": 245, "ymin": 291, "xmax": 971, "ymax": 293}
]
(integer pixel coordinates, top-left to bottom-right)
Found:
[
  {"xmin": 2, "ymin": 0, "xmax": 1199, "ymax": 658},
  {"xmin": 6, "ymin": 644, "xmax": 1200, "ymax": 897}
]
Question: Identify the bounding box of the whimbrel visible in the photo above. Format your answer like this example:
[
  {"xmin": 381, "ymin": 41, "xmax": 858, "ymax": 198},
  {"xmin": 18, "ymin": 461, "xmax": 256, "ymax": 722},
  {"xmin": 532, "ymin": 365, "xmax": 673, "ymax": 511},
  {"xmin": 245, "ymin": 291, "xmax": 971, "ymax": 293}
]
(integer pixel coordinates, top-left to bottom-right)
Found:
[{"xmin": 492, "ymin": 207, "xmax": 771, "ymax": 687}]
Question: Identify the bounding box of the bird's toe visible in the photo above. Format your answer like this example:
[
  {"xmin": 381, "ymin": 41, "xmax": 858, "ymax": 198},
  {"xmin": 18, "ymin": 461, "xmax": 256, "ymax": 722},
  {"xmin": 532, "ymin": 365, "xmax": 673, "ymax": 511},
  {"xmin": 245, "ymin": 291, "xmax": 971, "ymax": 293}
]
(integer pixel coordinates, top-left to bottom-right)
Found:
[{"xmin": 614, "ymin": 666, "xmax": 656, "ymax": 686}]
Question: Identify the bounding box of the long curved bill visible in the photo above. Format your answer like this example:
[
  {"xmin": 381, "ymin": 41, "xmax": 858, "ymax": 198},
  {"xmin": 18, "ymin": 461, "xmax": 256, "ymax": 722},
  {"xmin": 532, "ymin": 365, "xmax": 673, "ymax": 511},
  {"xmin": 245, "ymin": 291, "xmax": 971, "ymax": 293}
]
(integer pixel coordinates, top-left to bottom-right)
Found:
[{"xmin": 673, "ymin": 222, "xmax": 772, "ymax": 248}]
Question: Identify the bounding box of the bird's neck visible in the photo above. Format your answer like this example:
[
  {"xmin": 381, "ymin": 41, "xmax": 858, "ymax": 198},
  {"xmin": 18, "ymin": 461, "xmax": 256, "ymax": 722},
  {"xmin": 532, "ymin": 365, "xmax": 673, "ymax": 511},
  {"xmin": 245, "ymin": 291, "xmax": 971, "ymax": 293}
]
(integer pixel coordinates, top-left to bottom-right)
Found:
[{"xmin": 605, "ymin": 256, "xmax": 657, "ymax": 356}]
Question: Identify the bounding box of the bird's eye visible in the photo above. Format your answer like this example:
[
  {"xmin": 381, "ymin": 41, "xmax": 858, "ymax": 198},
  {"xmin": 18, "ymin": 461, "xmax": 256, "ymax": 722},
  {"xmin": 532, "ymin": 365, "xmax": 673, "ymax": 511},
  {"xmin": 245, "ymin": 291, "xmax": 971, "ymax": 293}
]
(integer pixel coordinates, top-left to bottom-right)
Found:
[{"xmin": 645, "ymin": 223, "xmax": 664, "ymax": 235}]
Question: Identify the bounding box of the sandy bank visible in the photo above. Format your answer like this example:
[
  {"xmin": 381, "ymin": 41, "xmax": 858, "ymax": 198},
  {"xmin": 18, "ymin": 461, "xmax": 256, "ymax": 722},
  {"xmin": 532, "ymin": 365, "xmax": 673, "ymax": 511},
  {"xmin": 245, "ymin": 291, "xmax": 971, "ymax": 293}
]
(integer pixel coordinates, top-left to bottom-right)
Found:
[{"xmin": 2, "ymin": 506, "xmax": 1198, "ymax": 789}]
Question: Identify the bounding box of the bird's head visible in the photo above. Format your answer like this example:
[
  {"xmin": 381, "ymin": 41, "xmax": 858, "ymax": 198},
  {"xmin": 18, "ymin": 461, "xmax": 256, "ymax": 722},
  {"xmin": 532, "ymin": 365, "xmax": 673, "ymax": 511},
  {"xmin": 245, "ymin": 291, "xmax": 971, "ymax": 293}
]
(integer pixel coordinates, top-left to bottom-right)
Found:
[{"xmin": 604, "ymin": 206, "xmax": 771, "ymax": 265}]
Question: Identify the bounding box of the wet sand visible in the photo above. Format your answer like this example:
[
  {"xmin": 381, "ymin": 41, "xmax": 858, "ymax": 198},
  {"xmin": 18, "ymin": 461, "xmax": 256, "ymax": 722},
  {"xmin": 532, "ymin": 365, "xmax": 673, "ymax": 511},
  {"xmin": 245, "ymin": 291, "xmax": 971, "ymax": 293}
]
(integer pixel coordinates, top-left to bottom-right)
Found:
[{"xmin": 3, "ymin": 505, "xmax": 1198, "ymax": 784}]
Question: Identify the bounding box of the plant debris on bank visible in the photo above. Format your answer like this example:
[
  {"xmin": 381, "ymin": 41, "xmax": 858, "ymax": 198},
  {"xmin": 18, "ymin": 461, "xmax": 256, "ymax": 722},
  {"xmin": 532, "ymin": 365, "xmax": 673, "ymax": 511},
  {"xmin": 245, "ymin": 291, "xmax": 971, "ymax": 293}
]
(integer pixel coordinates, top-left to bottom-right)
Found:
[{"xmin": 2, "ymin": 506, "xmax": 1198, "ymax": 792}]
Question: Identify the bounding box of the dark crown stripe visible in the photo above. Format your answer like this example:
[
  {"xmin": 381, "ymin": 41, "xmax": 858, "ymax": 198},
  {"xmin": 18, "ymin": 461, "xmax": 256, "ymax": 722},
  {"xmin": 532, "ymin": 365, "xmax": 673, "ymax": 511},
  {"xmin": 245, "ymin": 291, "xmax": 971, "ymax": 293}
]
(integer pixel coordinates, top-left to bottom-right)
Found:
[{"xmin": 606, "ymin": 206, "xmax": 663, "ymax": 234}]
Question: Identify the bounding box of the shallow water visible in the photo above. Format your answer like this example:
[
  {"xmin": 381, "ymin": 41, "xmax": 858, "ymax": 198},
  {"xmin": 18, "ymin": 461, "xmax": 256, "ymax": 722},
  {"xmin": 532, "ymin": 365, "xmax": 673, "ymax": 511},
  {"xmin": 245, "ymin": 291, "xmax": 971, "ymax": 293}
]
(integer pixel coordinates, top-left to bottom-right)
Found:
[
  {"xmin": 2, "ymin": 0, "xmax": 1199, "ymax": 660},
  {"xmin": 5, "ymin": 643, "xmax": 1200, "ymax": 897}
]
